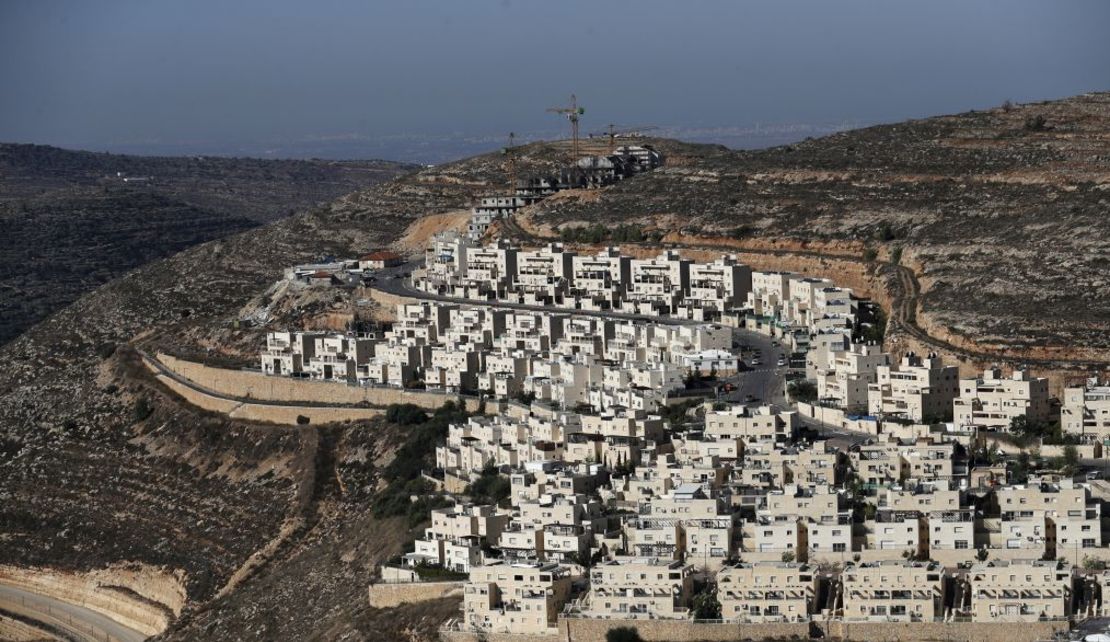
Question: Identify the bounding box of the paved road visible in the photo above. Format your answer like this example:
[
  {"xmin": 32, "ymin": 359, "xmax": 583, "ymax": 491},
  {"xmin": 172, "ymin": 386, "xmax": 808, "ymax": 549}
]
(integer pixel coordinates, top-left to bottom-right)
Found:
[{"xmin": 0, "ymin": 583, "xmax": 148, "ymax": 642}]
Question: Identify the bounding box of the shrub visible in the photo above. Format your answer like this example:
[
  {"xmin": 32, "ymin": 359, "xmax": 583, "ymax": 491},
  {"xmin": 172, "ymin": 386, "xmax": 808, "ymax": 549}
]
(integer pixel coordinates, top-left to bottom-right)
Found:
[
  {"xmin": 296, "ymin": 414, "xmax": 310, "ymax": 425},
  {"xmin": 606, "ymin": 627, "xmax": 644, "ymax": 642},
  {"xmin": 132, "ymin": 396, "xmax": 153, "ymax": 422},
  {"xmin": 890, "ymin": 245, "xmax": 903, "ymax": 265},
  {"xmin": 862, "ymin": 247, "xmax": 878, "ymax": 262},
  {"xmin": 385, "ymin": 403, "xmax": 428, "ymax": 426},
  {"xmin": 691, "ymin": 588, "xmax": 722, "ymax": 620},
  {"xmin": 1024, "ymin": 114, "xmax": 1048, "ymax": 131},
  {"xmin": 788, "ymin": 380, "xmax": 818, "ymax": 403},
  {"xmin": 730, "ymin": 225, "xmax": 755, "ymax": 239}
]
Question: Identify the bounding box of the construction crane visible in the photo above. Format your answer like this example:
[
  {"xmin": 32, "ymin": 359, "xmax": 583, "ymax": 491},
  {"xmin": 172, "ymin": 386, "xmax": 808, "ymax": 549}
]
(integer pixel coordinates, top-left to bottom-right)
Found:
[
  {"xmin": 590, "ymin": 124, "xmax": 659, "ymax": 153},
  {"xmin": 547, "ymin": 94, "xmax": 585, "ymax": 171},
  {"xmin": 501, "ymin": 132, "xmax": 517, "ymax": 196}
]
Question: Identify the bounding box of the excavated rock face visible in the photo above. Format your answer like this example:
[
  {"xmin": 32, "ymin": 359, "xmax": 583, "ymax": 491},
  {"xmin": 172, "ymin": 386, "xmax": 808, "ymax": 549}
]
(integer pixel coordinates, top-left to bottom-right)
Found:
[{"xmin": 0, "ymin": 93, "xmax": 1107, "ymax": 639}]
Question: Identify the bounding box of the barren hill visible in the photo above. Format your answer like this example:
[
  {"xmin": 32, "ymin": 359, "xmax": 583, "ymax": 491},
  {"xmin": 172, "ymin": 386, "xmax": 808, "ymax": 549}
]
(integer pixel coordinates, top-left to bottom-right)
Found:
[
  {"xmin": 0, "ymin": 94, "xmax": 1107, "ymax": 640},
  {"xmin": 0, "ymin": 144, "xmax": 417, "ymax": 345}
]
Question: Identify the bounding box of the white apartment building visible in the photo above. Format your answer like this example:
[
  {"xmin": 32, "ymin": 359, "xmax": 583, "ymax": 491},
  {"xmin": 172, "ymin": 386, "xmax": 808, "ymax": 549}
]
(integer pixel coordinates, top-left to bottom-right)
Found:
[
  {"xmin": 704, "ymin": 404, "xmax": 799, "ymax": 443},
  {"xmin": 1062, "ymin": 378, "xmax": 1110, "ymax": 442},
  {"xmin": 463, "ymin": 562, "xmax": 573, "ymax": 634},
  {"xmin": 953, "ymin": 368, "xmax": 1052, "ymax": 432},
  {"xmin": 422, "ymin": 231, "xmax": 471, "ymax": 292},
  {"xmin": 261, "ymin": 331, "xmax": 323, "ymax": 376},
  {"xmin": 816, "ymin": 342, "xmax": 889, "ymax": 413},
  {"xmin": 868, "ymin": 352, "xmax": 959, "ymax": 422},
  {"xmin": 463, "ymin": 240, "xmax": 517, "ymax": 299},
  {"xmin": 514, "ymin": 243, "xmax": 575, "ymax": 305},
  {"xmin": 841, "ymin": 561, "xmax": 943, "ymax": 622},
  {"xmin": 717, "ymin": 562, "xmax": 815, "ymax": 622},
  {"xmin": 569, "ymin": 247, "xmax": 630, "ymax": 310},
  {"xmin": 964, "ymin": 559, "xmax": 1071, "ymax": 622},
  {"xmin": 680, "ymin": 255, "xmax": 752, "ymax": 320},
  {"xmin": 625, "ymin": 250, "xmax": 691, "ymax": 315},
  {"xmin": 586, "ymin": 558, "xmax": 695, "ymax": 619}
]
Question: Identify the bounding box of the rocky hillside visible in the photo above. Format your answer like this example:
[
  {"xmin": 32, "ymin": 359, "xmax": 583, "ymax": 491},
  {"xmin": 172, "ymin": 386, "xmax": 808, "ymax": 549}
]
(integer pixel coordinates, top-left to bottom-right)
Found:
[
  {"xmin": 0, "ymin": 94, "xmax": 1107, "ymax": 640},
  {"xmin": 0, "ymin": 144, "xmax": 416, "ymax": 345},
  {"xmin": 521, "ymin": 93, "xmax": 1110, "ymax": 362}
]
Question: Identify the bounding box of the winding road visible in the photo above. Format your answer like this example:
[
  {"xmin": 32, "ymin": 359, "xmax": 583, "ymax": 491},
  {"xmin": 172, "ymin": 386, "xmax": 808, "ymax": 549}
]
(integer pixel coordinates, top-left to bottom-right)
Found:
[{"xmin": 0, "ymin": 583, "xmax": 147, "ymax": 642}]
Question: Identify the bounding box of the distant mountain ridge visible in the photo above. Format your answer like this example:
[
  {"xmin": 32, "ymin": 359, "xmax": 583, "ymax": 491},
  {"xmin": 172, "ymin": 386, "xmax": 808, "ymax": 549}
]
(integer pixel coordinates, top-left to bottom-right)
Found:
[{"xmin": 0, "ymin": 143, "xmax": 417, "ymax": 344}]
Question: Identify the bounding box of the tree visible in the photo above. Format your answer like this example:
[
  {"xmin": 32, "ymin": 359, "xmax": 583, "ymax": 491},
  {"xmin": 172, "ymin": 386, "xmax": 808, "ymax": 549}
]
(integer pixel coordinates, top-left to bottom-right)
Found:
[
  {"xmin": 691, "ymin": 588, "xmax": 722, "ymax": 620},
  {"xmin": 787, "ymin": 380, "xmax": 818, "ymax": 403},
  {"xmin": 1062, "ymin": 444, "xmax": 1080, "ymax": 475},
  {"xmin": 1024, "ymin": 114, "xmax": 1048, "ymax": 131},
  {"xmin": 781, "ymin": 551, "xmax": 795, "ymax": 563},
  {"xmin": 606, "ymin": 627, "xmax": 644, "ymax": 642},
  {"xmin": 863, "ymin": 247, "xmax": 878, "ymax": 263},
  {"xmin": 976, "ymin": 548, "xmax": 990, "ymax": 562},
  {"xmin": 385, "ymin": 403, "xmax": 428, "ymax": 426}
]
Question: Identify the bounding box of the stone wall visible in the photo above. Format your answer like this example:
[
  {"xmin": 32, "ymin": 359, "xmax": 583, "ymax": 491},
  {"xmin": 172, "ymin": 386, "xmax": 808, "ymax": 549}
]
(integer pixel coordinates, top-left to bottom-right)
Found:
[
  {"xmin": 367, "ymin": 581, "xmax": 464, "ymax": 608},
  {"xmin": 826, "ymin": 619, "xmax": 1067, "ymax": 642},
  {"xmin": 155, "ymin": 353, "xmax": 480, "ymax": 412},
  {"xmin": 442, "ymin": 618, "xmax": 1069, "ymax": 642},
  {"xmin": 0, "ymin": 563, "xmax": 186, "ymax": 637},
  {"xmin": 155, "ymin": 373, "xmax": 391, "ymax": 425},
  {"xmin": 560, "ymin": 618, "xmax": 810, "ymax": 642}
]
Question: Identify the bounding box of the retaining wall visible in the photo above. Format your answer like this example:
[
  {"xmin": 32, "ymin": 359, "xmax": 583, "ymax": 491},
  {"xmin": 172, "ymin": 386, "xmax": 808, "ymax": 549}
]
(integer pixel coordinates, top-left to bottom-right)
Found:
[
  {"xmin": 827, "ymin": 619, "xmax": 1066, "ymax": 642},
  {"xmin": 367, "ymin": 581, "xmax": 464, "ymax": 608},
  {"xmin": 155, "ymin": 353, "xmax": 480, "ymax": 412},
  {"xmin": 560, "ymin": 618, "xmax": 810, "ymax": 642},
  {"xmin": 155, "ymin": 374, "xmax": 387, "ymax": 425}
]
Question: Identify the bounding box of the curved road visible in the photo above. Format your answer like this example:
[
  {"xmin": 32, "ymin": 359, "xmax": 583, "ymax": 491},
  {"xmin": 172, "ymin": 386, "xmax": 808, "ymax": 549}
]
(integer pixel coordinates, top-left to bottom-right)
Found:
[{"xmin": 0, "ymin": 583, "xmax": 147, "ymax": 642}]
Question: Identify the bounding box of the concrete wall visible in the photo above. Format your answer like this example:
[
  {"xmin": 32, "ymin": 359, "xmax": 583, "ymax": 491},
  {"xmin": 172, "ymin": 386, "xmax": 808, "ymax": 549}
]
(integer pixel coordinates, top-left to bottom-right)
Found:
[
  {"xmin": 155, "ymin": 374, "xmax": 388, "ymax": 425},
  {"xmin": 367, "ymin": 581, "xmax": 464, "ymax": 608},
  {"xmin": 155, "ymin": 353, "xmax": 481, "ymax": 412},
  {"xmin": 442, "ymin": 616, "xmax": 1071, "ymax": 642},
  {"xmin": 797, "ymin": 401, "xmax": 849, "ymax": 428},
  {"xmin": 827, "ymin": 619, "xmax": 1066, "ymax": 642},
  {"xmin": 559, "ymin": 618, "xmax": 810, "ymax": 642}
]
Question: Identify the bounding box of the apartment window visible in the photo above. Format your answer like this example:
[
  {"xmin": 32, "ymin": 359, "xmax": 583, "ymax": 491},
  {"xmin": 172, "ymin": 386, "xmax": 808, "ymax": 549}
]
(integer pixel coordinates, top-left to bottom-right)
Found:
[{"xmin": 955, "ymin": 540, "xmax": 969, "ymax": 549}]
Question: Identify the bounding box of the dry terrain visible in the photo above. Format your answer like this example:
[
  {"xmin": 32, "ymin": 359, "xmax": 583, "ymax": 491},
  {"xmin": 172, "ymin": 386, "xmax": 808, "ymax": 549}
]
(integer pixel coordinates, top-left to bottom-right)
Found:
[
  {"xmin": 0, "ymin": 93, "xmax": 1107, "ymax": 640},
  {"xmin": 0, "ymin": 143, "xmax": 416, "ymax": 345}
]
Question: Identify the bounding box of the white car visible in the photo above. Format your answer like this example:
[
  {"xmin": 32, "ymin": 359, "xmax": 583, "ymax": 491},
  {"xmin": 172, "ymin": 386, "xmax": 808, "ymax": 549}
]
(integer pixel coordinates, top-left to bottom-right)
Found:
[
  {"xmin": 750, "ymin": 358, "xmax": 761, "ymax": 366},
  {"xmin": 777, "ymin": 358, "xmax": 786, "ymax": 367}
]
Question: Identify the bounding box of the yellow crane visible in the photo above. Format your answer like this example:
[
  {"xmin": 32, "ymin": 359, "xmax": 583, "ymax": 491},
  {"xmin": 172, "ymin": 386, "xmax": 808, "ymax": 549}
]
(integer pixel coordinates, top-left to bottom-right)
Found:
[
  {"xmin": 547, "ymin": 94, "xmax": 585, "ymax": 169},
  {"xmin": 501, "ymin": 132, "xmax": 517, "ymax": 196}
]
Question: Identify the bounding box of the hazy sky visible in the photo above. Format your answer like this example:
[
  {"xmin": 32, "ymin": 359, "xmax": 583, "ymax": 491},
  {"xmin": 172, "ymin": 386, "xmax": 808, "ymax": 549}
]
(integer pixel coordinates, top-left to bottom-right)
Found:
[{"xmin": 2, "ymin": 0, "xmax": 1108, "ymax": 161}]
